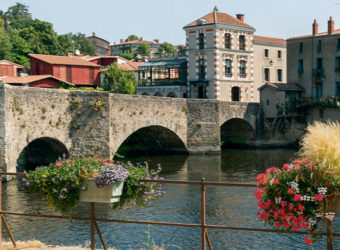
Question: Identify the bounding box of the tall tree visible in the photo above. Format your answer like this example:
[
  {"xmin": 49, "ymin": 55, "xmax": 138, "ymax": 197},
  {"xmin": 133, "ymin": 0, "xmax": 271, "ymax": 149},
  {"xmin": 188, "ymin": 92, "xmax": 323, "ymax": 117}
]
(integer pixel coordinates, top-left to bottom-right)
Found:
[
  {"xmin": 136, "ymin": 43, "xmax": 150, "ymax": 55},
  {"xmin": 125, "ymin": 34, "xmax": 139, "ymax": 42},
  {"xmin": 102, "ymin": 63, "xmax": 137, "ymax": 94},
  {"xmin": 8, "ymin": 29, "xmax": 30, "ymax": 67},
  {"xmin": 71, "ymin": 33, "xmax": 96, "ymax": 56},
  {"xmin": 6, "ymin": 3, "xmax": 33, "ymax": 29},
  {"xmin": 158, "ymin": 42, "xmax": 174, "ymax": 56},
  {"xmin": 0, "ymin": 18, "xmax": 12, "ymax": 60}
]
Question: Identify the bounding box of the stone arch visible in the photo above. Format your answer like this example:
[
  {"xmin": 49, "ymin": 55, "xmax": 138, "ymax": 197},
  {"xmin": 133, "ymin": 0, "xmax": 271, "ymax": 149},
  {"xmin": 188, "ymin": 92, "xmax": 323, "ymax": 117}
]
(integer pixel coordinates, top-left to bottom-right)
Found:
[
  {"xmin": 114, "ymin": 125, "xmax": 188, "ymax": 157},
  {"xmin": 154, "ymin": 92, "xmax": 163, "ymax": 97},
  {"xmin": 220, "ymin": 118, "xmax": 255, "ymax": 148},
  {"xmin": 141, "ymin": 92, "xmax": 149, "ymax": 96},
  {"xmin": 16, "ymin": 137, "xmax": 69, "ymax": 172},
  {"xmin": 166, "ymin": 92, "xmax": 177, "ymax": 98}
]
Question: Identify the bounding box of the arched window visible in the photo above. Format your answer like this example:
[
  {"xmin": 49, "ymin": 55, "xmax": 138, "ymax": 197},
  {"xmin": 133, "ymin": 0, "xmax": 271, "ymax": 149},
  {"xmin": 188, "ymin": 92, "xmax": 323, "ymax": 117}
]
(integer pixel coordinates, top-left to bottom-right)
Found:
[
  {"xmin": 225, "ymin": 33, "xmax": 231, "ymax": 49},
  {"xmin": 232, "ymin": 87, "xmax": 240, "ymax": 102},
  {"xmin": 154, "ymin": 92, "xmax": 163, "ymax": 97},
  {"xmin": 240, "ymin": 60, "xmax": 246, "ymax": 78},
  {"xmin": 166, "ymin": 92, "xmax": 177, "ymax": 98},
  {"xmin": 141, "ymin": 92, "xmax": 149, "ymax": 96},
  {"xmin": 239, "ymin": 35, "xmax": 245, "ymax": 50},
  {"xmin": 225, "ymin": 59, "xmax": 232, "ymax": 77}
]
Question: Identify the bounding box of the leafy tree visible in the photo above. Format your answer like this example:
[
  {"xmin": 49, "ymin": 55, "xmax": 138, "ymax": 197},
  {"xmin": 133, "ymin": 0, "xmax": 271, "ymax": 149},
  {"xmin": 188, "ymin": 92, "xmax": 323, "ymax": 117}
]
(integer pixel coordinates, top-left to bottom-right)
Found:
[
  {"xmin": 8, "ymin": 29, "xmax": 30, "ymax": 67},
  {"xmin": 177, "ymin": 45, "xmax": 186, "ymax": 55},
  {"xmin": 158, "ymin": 42, "xmax": 174, "ymax": 56},
  {"xmin": 0, "ymin": 18, "xmax": 12, "ymax": 60},
  {"xmin": 120, "ymin": 53, "xmax": 135, "ymax": 60},
  {"xmin": 58, "ymin": 33, "xmax": 96, "ymax": 56},
  {"xmin": 6, "ymin": 3, "xmax": 33, "ymax": 29},
  {"xmin": 102, "ymin": 63, "xmax": 137, "ymax": 94},
  {"xmin": 57, "ymin": 33, "xmax": 74, "ymax": 55},
  {"xmin": 136, "ymin": 43, "xmax": 150, "ymax": 55},
  {"xmin": 19, "ymin": 19, "xmax": 61, "ymax": 55},
  {"xmin": 125, "ymin": 34, "xmax": 139, "ymax": 42}
]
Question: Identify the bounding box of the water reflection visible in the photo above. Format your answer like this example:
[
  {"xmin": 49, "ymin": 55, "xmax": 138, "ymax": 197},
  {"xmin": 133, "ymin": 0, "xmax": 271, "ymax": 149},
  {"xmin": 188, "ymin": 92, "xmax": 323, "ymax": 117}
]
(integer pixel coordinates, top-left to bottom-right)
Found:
[{"xmin": 1, "ymin": 149, "xmax": 339, "ymax": 249}]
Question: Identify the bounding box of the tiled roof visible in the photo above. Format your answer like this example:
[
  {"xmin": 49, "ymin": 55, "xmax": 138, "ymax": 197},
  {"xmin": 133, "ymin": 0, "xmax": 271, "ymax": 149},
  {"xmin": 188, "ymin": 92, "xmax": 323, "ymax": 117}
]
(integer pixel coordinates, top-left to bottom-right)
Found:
[
  {"xmin": 1, "ymin": 75, "xmax": 73, "ymax": 85},
  {"xmin": 288, "ymin": 29, "xmax": 340, "ymax": 40},
  {"xmin": 119, "ymin": 61, "xmax": 143, "ymax": 71},
  {"xmin": 258, "ymin": 82, "xmax": 304, "ymax": 91},
  {"xmin": 88, "ymin": 35, "xmax": 110, "ymax": 45},
  {"xmin": 113, "ymin": 40, "xmax": 155, "ymax": 46},
  {"xmin": 29, "ymin": 54, "xmax": 101, "ymax": 67},
  {"xmin": 184, "ymin": 11, "xmax": 253, "ymax": 29},
  {"xmin": 82, "ymin": 55, "xmax": 128, "ymax": 62},
  {"xmin": 253, "ymin": 35, "xmax": 286, "ymax": 44},
  {"xmin": 0, "ymin": 60, "xmax": 25, "ymax": 68}
]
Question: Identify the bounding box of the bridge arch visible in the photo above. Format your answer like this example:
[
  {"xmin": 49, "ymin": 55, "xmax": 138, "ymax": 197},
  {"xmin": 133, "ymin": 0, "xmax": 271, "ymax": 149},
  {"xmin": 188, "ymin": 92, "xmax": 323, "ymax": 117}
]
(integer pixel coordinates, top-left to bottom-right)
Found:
[
  {"xmin": 114, "ymin": 125, "xmax": 188, "ymax": 157},
  {"xmin": 16, "ymin": 137, "xmax": 69, "ymax": 172},
  {"xmin": 220, "ymin": 118, "xmax": 255, "ymax": 148}
]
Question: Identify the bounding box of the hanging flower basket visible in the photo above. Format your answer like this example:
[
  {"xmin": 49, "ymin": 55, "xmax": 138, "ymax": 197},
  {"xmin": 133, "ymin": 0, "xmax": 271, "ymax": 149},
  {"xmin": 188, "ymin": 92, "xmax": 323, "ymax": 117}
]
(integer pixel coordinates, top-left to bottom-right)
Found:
[{"xmin": 79, "ymin": 178, "xmax": 124, "ymax": 203}]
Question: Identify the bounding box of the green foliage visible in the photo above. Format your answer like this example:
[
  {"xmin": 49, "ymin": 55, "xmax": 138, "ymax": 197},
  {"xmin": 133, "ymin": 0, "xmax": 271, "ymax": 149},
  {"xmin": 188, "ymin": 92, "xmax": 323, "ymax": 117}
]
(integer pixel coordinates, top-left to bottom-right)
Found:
[
  {"xmin": 8, "ymin": 29, "xmax": 30, "ymax": 67},
  {"xmin": 136, "ymin": 43, "xmax": 150, "ymax": 55},
  {"xmin": 70, "ymin": 98, "xmax": 82, "ymax": 110},
  {"xmin": 58, "ymin": 33, "xmax": 96, "ymax": 56},
  {"xmin": 5, "ymin": 3, "xmax": 33, "ymax": 30},
  {"xmin": 120, "ymin": 53, "xmax": 134, "ymax": 60},
  {"xmin": 0, "ymin": 23, "xmax": 12, "ymax": 60},
  {"xmin": 125, "ymin": 34, "xmax": 139, "ymax": 41},
  {"xmin": 158, "ymin": 42, "xmax": 174, "ymax": 56},
  {"xmin": 88, "ymin": 97, "xmax": 106, "ymax": 111},
  {"xmin": 103, "ymin": 63, "xmax": 137, "ymax": 94}
]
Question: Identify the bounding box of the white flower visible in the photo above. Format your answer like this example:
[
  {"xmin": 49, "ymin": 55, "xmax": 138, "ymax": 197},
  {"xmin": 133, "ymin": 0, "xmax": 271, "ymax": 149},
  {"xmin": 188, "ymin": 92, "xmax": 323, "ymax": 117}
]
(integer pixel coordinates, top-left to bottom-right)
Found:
[
  {"xmin": 269, "ymin": 179, "xmax": 274, "ymax": 185},
  {"xmin": 317, "ymin": 187, "xmax": 327, "ymax": 195},
  {"xmin": 275, "ymin": 197, "xmax": 282, "ymax": 204}
]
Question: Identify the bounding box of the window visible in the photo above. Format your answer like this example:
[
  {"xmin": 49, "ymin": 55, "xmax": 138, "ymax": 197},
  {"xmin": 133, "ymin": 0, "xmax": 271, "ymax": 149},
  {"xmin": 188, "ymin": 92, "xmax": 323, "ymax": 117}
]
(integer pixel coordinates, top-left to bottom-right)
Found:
[
  {"xmin": 277, "ymin": 69, "xmax": 282, "ymax": 82},
  {"xmin": 278, "ymin": 50, "xmax": 282, "ymax": 59},
  {"xmin": 198, "ymin": 85, "xmax": 206, "ymax": 99},
  {"xmin": 231, "ymin": 87, "xmax": 240, "ymax": 101},
  {"xmin": 264, "ymin": 49, "xmax": 269, "ymax": 57},
  {"xmin": 336, "ymin": 82, "xmax": 340, "ymax": 96},
  {"xmin": 299, "ymin": 42, "xmax": 303, "ymax": 53},
  {"xmin": 315, "ymin": 82, "xmax": 323, "ymax": 99},
  {"xmin": 264, "ymin": 68, "xmax": 270, "ymax": 81},
  {"xmin": 266, "ymin": 99, "xmax": 270, "ymax": 106},
  {"xmin": 225, "ymin": 33, "xmax": 231, "ymax": 49},
  {"xmin": 317, "ymin": 40, "xmax": 322, "ymax": 53},
  {"xmin": 298, "ymin": 59, "xmax": 304, "ymax": 75},
  {"xmin": 225, "ymin": 59, "xmax": 232, "ymax": 77},
  {"xmin": 336, "ymin": 57, "xmax": 340, "ymax": 72},
  {"xmin": 36, "ymin": 63, "xmax": 40, "ymax": 74},
  {"xmin": 337, "ymin": 39, "xmax": 340, "ymax": 50},
  {"xmin": 239, "ymin": 35, "xmax": 245, "ymax": 50},
  {"xmin": 240, "ymin": 60, "xmax": 246, "ymax": 78},
  {"xmin": 316, "ymin": 58, "xmax": 323, "ymax": 69},
  {"xmin": 199, "ymin": 33, "xmax": 204, "ymax": 49},
  {"xmin": 199, "ymin": 59, "xmax": 205, "ymax": 79}
]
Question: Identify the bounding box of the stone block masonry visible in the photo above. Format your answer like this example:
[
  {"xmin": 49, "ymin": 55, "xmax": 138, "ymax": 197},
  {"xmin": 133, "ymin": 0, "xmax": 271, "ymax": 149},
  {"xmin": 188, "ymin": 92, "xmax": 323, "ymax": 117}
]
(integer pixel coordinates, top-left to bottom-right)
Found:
[{"xmin": 0, "ymin": 84, "xmax": 260, "ymax": 172}]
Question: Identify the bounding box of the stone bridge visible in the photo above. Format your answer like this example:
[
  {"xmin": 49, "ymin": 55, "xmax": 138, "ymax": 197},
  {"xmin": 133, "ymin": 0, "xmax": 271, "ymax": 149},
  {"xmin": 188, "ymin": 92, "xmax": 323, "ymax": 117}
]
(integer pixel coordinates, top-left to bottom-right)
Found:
[{"xmin": 0, "ymin": 84, "xmax": 260, "ymax": 172}]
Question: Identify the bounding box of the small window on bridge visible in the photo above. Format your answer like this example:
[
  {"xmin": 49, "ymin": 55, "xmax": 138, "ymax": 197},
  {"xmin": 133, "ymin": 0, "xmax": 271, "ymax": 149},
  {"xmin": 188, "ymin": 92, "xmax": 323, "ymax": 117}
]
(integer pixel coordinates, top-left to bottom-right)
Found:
[{"xmin": 231, "ymin": 87, "xmax": 240, "ymax": 101}]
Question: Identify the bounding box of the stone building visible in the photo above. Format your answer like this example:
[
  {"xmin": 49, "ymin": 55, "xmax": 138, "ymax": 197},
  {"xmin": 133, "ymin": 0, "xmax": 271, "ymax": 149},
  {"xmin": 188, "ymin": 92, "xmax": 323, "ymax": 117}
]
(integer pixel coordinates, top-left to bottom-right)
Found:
[
  {"xmin": 287, "ymin": 17, "xmax": 340, "ymax": 99},
  {"xmin": 111, "ymin": 38, "xmax": 160, "ymax": 58},
  {"xmin": 87, "ymin": 32, "xmax": 111, "ymax": 56},
  {"xmin": 184, "ymin": 9, "xmax": 287, "ymax": 102}
]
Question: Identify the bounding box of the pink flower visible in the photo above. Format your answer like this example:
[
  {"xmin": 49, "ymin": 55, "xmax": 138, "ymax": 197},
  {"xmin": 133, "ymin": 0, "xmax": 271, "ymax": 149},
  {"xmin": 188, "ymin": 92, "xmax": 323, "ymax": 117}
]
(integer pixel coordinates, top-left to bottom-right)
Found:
[
  {"xmin": 294, "ymin": 194, "xmax": 302, "ymax": 201},
  {"xmin": 288, "ymin": 188, "xmax": 295, "ymax": 194},
  {"xmin": 283, "ymin": 164, "xmax": 290, "ymax": 170},
  {"xmin": 289, "ymin": 203, "xmax": 294, "ymax": 210},
  {"xmin": 281, "ymin": 201, "xmax": 287, "ymax": 208},
  {"xmin": 273, "ymin": 212, "xmax": 280, "ymax": 219},
  {"xmin": 254, "ymin": 189, "xmax": 262, "ymax": 199},
  {"xmin": 298, "ymin": 204, "xmax": 305, "ymax": 212},
  {"xmin": 55, "ymin": 162, "xmax": 62, "ymax": 168},
  {"xmin": 260, "ymin": 211, "xmax": 268, "ymax": 219},
  {"xmin": 293, "ymin": 225, "xmax": 300, "ymax": 231},
  {"xmin": 274, "ymin": 179, "xmax": 280, "ymax": 185},
  {"xmin": 304, "ymin": 236, "xmax": 314, "ymax": 244},
  {"xmin": 282, "ymin": 221, "xmax": 290, "ymax": 228},
  {"xmin": 274, "ymin": 222, "xmax": 281, "ymax": 228},
  {"xmin": 314, "ymin": 194, "xmax": 323, "ymax": 201}
]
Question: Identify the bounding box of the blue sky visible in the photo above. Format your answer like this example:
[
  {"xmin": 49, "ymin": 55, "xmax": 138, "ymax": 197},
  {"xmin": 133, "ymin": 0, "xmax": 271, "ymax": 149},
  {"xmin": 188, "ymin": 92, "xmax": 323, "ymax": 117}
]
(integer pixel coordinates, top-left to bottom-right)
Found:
[{"xmin": 0, "ymin": 0, "xmax": 339, "ymax": 45}]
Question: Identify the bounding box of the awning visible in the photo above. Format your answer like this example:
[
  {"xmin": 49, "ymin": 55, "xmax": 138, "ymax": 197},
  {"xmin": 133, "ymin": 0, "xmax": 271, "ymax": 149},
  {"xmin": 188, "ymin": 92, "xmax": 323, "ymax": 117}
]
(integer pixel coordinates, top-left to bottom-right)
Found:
[{"xmin": 139, "ymin": 59, "xmax": 186, "ymax": 69}]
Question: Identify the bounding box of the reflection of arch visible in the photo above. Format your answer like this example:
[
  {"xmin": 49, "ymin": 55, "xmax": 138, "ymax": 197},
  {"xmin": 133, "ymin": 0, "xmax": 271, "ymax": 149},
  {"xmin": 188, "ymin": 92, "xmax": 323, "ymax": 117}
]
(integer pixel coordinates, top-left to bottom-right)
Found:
[
  {"xmin": 166, "ymin": 92, "xmax": 177, "ymax": 98},
  {"xmin": 154, "ymin": 92, "xmax": 163, "ymax": 97},
  {"xmin": 141, "ymin": 92, "xmax": 149, "ymax": 96},
  {"xmin": 115, "ymin": 125, "xmax": 188, "ymax": 157},
  {"xmin": 17, "ymin": 137, "xmax": 69, "ymax": 172},
  {"xmin": 220, "ymin": 118, "xmax": 254, "ymax": 148},
  {"xmin": 231, "ymin": 87, "xmax": 240, "ymax": 101}
]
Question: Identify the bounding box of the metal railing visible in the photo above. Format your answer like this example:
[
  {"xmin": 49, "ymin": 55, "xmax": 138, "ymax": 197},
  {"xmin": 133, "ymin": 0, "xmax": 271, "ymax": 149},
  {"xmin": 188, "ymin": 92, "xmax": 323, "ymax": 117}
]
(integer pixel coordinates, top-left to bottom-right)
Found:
[{"xmin": 0, "ymin": 172, "xmax": 338, "ymax": 250}]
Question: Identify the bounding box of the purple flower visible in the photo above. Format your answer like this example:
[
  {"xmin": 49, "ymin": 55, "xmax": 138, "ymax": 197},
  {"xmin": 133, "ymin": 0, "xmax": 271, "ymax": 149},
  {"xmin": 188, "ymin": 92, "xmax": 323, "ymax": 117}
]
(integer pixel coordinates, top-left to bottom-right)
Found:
[
  {"xmin": 53, "ymin": 188, "xmax": 57, "ymax": 193},
  {"xmin": 58, "ymin": 194, "xmax": 64, "ymax": 200}
]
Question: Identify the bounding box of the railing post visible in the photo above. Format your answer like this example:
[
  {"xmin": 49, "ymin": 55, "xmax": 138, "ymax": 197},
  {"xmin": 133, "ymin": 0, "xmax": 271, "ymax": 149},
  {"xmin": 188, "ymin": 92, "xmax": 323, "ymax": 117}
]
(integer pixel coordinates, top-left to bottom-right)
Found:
[
  {"xmin": 90, "ymin": 202, "xmax": 95, "ymax": 250},
  {"xmin": 201, "ymin": 178, "xmax": 206, "ymax": 250}
]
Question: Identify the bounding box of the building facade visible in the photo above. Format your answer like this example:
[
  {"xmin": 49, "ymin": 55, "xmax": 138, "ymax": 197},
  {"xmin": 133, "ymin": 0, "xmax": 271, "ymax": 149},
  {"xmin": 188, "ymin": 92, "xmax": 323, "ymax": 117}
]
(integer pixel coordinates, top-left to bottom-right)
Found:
[
  {"xmin": 29, "ymin": 54, "xmax": 101, "ymax": 86},
  {"xmin": 0, "ymin": 60, "xmax": 27, "ymax": 77},
  {"xmin": 87, "ymin": 32, "xmax": 111, "ymax": 56},
  {"xmin": 287, "ymin": 17, "xmax": 340, "ymax": 99},
  {"xmin": 111, "ymin": 38, "xmax": 160, "ymax": 58},
  {"xmin": 184, "ymin": 9, "xmax": 287, "ymax": 102}
]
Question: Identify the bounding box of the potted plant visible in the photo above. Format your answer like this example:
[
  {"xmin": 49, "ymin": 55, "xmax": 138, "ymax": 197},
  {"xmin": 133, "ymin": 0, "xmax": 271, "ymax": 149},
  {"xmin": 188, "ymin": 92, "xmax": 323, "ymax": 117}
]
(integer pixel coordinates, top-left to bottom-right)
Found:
[
  {"xmin": 255, "ymin": 121, "xmax": 340, "ymax": 246},
  {"xmin": 22, "ymin": 157, "xmax": 165, "ymax": 216}
]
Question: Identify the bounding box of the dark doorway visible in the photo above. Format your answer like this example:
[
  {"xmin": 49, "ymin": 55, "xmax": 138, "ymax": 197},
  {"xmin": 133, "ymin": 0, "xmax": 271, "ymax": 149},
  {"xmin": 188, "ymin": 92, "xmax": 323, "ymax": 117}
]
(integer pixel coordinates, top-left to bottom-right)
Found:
[
  {"xmin": 232, "ymin": 87, "xmax": 240, "ymax": 101},
  {"xmin": 198, "ymin": 85, "xmax": 206, "ymax": 99}
]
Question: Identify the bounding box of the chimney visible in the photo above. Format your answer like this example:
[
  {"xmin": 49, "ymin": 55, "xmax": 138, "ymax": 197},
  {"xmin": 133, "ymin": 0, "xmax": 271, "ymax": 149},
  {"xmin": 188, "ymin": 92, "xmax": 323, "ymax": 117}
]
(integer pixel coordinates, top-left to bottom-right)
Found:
[
  {"xmin": 120, "ymin": 39, "xmax": 123, "ymax": 44},
  {"xmin": 67, "ymin": 53, "xmax": 73, "ymax": 57},
  {"xmin": 154, "ymin": 39, "xmax": 159, "ymax": 44},
  {"xmin": 313, "ymin": 19, "xmax": 318, "ymax": 35},
  {"xmin": 236, "ymin": 14, "xmax": 244, "ymax": 22},
  {"xmin": 328, "ymin": 16, "xmax": 334, "ymax": 34},
  {"xmin": 140, "ymin": 37, "xmax": 143, "ymax": 41},
  {"xmin": 128, "ymin": 38, "xmax": 131, "ymax": 42}
]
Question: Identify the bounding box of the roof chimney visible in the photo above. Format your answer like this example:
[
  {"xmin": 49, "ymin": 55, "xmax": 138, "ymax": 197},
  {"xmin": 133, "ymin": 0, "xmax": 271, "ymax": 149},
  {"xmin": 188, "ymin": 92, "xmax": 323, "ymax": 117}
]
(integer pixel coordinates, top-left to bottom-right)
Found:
[
  {"xmin": 120, "ymin": 39, "xmax": 123, "ymax": 44},
  {"xmin": 313, "ymin": 19, "xmax": 318, "ymax": 35},
  {"xmin": 154, "ymin": 39, "xmax": 159, "ymax": 44},
  {"xmin": 328, "ymin": 16, "xmax": 334, "ymax": 34},
  {"xmin": 140, "ymin": 37, "xmax": 143, "ymax": 41},
  {"xmin": 128, "ymin": 38, "xmax": 130, "ymax": 42},
  {"xmin": 236, "ymin": 14, "xmax": 244, "ymax": 22},
  {"xmin": 67, "ymin": 53, "xmax": 73, "ymax": 57}
]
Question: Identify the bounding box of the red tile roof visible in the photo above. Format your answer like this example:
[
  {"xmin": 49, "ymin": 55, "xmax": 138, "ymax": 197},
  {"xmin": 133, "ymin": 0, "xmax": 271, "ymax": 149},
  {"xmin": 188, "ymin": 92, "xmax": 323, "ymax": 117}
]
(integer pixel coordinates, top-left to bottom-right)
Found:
[
  {"xmin": 258, "ymin": 82, "xmax": 304, "ymax": 91},
  {"xmin": 184, "ymin": 11, "xmax": 253, "ymax": 29},
  {"xmin": 253, "ymin": 35, "xmax": 286, "ymax": 44},
  {"xmin": 82, "ymin": 55, "xmax": 129, "ymax": 62},
  {"xmin": 1, "ymin": 75, "xmax": 73, "ymax": 85},
  {"xmin": 119, "ymin": 61, "xmax": 143, "ymax": 71},
  {"xmin": 0, "ymin": 60, "xmax": 25, "ymax": 68},
  {"xmin": 87, "ymin": 34, "xmax": 110, "ymax": 45},
  {"xmin": 29, "ymin": 54, "xmax": 101, "ymax": 67},
  {"xmin": 116, "ymin": 39, "xmax": 155, "ymax": 45},
  {"xmin": 288, "ymin": 29, "xmax": 340, "ymax": 41}
]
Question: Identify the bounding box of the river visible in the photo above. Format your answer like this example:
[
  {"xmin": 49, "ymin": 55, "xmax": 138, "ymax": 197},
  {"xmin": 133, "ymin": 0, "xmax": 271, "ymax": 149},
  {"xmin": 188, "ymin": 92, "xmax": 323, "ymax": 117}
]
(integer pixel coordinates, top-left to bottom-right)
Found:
[{"xmin": 2, "ymin": 149, "xmax": 339, "ymax": 249}]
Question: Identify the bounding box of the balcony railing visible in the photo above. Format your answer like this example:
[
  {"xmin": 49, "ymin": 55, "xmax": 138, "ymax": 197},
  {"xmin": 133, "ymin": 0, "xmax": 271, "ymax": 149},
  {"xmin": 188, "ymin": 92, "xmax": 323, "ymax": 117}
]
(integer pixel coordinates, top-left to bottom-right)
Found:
[{"xmin": 312, "ymin": 69, "xmax": 324, "ymax": 79}]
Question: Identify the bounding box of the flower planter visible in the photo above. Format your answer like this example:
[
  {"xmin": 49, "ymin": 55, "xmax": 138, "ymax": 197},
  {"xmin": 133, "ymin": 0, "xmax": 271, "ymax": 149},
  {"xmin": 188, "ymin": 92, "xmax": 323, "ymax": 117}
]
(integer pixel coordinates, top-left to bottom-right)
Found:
[{"xmin": 79, "ymin": 178, "xmax": 124, "ymax": 203}]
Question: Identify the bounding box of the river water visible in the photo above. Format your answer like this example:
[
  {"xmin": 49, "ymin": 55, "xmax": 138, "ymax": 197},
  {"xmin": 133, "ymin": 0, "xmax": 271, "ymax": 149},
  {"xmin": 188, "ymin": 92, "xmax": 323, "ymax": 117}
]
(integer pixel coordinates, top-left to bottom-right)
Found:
[{"xmin": 2, "ymin": 149, "xmax": 340, "ymax": 249}]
